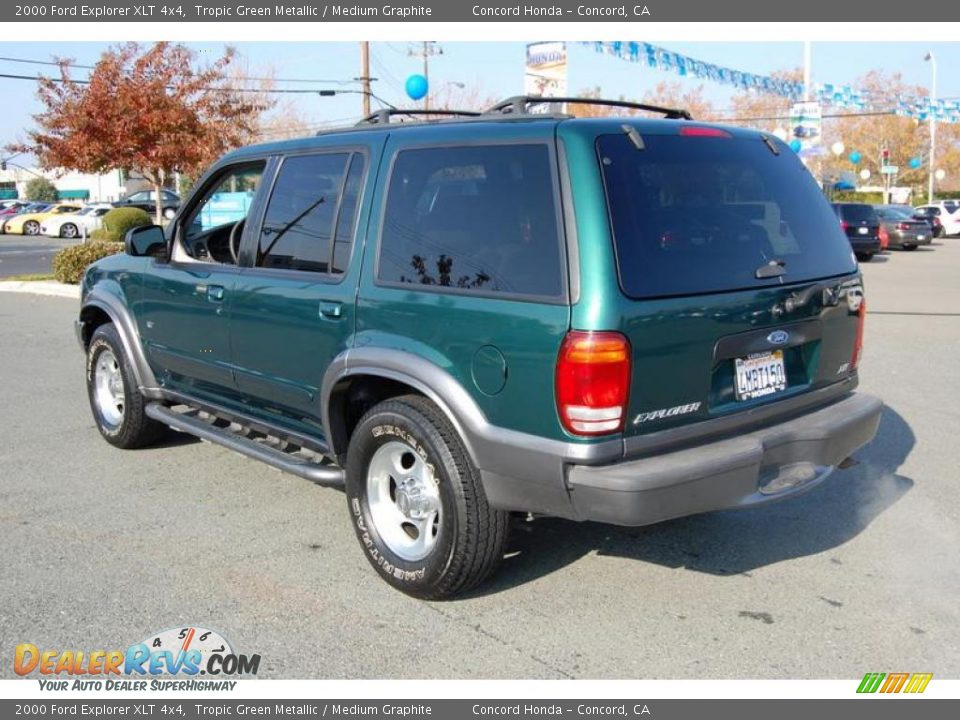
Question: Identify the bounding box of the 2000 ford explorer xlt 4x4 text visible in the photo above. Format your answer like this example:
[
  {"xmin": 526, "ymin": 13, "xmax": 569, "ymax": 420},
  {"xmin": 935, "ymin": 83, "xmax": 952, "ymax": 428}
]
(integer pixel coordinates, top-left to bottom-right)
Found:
[{"xmin": 76, "ymin": 97, "xmax": 883, "ymax": 599}]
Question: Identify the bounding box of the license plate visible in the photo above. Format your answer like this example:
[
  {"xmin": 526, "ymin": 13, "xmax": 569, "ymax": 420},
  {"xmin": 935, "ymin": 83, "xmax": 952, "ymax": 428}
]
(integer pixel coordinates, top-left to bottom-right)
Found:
[
  {"xmin": 735, "ymin": 350, "xmax": 787, "ymax": 401},
  {"xmin": 858, "ymin": 226, "xmax": 869, "ymax": 234},
  {"xmin": 918, "ymin": 234, "xmax": 926, "ymax": 240}
]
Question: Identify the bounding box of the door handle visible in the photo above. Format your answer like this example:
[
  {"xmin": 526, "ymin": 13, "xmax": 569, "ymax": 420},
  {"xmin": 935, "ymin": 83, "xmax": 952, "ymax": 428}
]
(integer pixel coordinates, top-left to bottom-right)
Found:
[
  {"xmin": 319, "ymin": 301, "xmax": 343, "ymax": 319},
  {"xmin": 206, "ymin": 285, "xmax": 225, "ymax": 302}
]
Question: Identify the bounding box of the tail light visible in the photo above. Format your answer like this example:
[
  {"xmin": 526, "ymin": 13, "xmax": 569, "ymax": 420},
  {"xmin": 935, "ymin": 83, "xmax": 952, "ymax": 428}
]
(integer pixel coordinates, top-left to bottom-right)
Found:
[
  {"xmin": 851, "ymin": 299, "xmax": 867, "ymax": 371},
  {"xmin": 897, "ymin": 222, "xmax": 910, "ymax": 230},
  {"xmin": 556, "ymin": 331, "xmax": 631, "ymax": 436},
  {"xmin": 840, "ymin": 220, "xmax": 850, "ymax": 231}
]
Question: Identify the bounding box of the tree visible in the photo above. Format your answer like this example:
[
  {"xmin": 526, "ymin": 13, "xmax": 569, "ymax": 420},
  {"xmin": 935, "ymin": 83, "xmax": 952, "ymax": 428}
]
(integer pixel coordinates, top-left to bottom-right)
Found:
[
  {"xmin": 11, "ymin": 42, "xmax": 271, "ymax": 223},
  {"xmin": 568, "ymin": 82, "xmax": 715, "ymax": 120},
  {"xmin": 24, "ymin": 176, "xmax": 58, "ymax": 202}
]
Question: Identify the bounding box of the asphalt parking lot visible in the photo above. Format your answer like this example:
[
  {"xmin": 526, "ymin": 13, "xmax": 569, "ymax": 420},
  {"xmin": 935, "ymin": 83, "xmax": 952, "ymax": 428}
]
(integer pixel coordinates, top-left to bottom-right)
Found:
[
  {"xmin": 1, "ymin": 241, "xmax": 958, "ymax": 680},
  {"xmin": 0, "ymin": 234, "xmax": 78, "ymax": 278}
]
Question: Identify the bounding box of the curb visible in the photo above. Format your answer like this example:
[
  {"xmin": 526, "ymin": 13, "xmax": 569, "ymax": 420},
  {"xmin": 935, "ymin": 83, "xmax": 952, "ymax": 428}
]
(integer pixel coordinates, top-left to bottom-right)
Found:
[{"xmin": 0, "ymin": 281, "xmax": 80, "ymax": 299}]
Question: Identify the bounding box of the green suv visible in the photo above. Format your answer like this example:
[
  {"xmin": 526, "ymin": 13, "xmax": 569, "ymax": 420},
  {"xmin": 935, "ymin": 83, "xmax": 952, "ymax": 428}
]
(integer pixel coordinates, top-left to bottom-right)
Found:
[{"xmin": 76, "ymin": 97, "xmax": 883, "ymax": 599}]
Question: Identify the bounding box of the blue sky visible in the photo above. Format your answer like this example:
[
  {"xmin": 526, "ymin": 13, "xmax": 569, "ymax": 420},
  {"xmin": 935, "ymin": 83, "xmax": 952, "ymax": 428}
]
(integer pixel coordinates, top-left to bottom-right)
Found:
[{"xmin": 2, "ymin": 40, "xmax": 958, "ymax": 164}]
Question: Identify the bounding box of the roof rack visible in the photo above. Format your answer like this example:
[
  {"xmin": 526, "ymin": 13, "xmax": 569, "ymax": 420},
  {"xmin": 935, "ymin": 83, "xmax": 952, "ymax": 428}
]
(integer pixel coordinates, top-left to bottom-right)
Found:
[
  {"xmin": 484, "ymin": 95, "xmax": 693, "ymax": 120},
  {"xmin": 354, "ymin": 108, "xmax": 483, "ymax": 126}
]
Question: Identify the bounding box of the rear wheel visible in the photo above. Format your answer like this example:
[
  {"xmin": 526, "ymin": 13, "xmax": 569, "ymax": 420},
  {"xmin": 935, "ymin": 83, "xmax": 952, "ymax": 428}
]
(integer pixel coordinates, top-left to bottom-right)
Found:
[
  {"xmin": 856, "ymin": 252, "xmax": 873, "ymax": 262},
  {"xmin": 61, "ymin": 223, "xmax": 79, "ymax": 239},
  {"xmin": 345, "ymin": 394, "xmax": 508, "ymax": 599},
  {"xmin": 24, "ymin": 220, "xmax": 40, "ymax": 236},
  {"xmin": 86, "ymin": 323, "xmax": 166, "ymax": 449},
  {"xmin": 904, "ymin": 244, "xmax": 918, "ymax": 251}
]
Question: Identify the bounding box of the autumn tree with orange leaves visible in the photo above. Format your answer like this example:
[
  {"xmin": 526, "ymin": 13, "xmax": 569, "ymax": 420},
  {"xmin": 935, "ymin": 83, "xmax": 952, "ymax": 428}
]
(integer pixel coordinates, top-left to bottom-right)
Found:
[{"xmin": 11, "ymin": 42, "xmax": 270, "ymax": 224}]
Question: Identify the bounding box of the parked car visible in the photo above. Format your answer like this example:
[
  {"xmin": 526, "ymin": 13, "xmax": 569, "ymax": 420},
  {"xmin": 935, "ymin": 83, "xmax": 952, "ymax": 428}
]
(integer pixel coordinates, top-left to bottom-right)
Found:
[
  {"xmin": 2, "ymin": 202, "xmax": 82, "ymax": 236},
  {"xmin": 873, "ymin": 206, "xmax": 932, "ymax": 250},
  {"xmin": 41, "ymin": 203, "xmax": 114, "ymax": 239},
  {"xmin": 914, "ymin": 202, "xmax": 960, "ymax": 237},
  {"xmin": 0, "ymin": 200, "xmax": 37, "ymax": 222},
  {"xmin": 0, "ymin": 199, "xmax": 28, "ymax": 213},
  {"xmin": 830, "ymin": 202, "xmax": 882, "ymax": 261},
  {"xmin": 75, "ymin": 97, "xmax": 882, "ymax": 598},
  {"xmin": 113, "ymin": 189, "xmax": 181, "ymax": 219},
  {"xmin": 910, "ymin": 206, "xmax": 944, "ymax": 237}
]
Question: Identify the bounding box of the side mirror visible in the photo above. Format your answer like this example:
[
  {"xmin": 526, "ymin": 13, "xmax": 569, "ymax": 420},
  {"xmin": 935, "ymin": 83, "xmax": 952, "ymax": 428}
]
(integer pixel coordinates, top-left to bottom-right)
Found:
[{"xmin": 125, "ymin": 225, "xmax": 166, "ymax": 258}]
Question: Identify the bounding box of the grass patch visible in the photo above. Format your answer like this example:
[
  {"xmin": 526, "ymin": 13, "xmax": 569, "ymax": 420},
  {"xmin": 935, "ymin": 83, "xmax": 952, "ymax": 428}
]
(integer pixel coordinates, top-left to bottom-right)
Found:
[{"xmin": 3, "ymin": 273, "xmax": 56, "ymax": 282}]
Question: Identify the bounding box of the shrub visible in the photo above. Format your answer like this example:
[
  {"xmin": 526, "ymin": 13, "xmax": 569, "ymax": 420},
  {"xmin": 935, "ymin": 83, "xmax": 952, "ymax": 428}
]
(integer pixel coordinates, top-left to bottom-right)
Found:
[
  {"xmin": 96, "ymin": 207, "xmax": 152, "ymax": 241},
  {"xmin": 52, "ymin": 241, "xmax": 123, "ymax": 284},
  {"xmin": 24, "ymin": 177, "xmax": 59, "ymax": 202}
]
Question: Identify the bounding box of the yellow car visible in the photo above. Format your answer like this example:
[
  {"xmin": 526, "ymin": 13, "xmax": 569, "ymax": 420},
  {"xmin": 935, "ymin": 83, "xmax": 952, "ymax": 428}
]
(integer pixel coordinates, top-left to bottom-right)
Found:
[{"xmin": 2, "ymin": 203, "xmax": 83, "ymax": 236}]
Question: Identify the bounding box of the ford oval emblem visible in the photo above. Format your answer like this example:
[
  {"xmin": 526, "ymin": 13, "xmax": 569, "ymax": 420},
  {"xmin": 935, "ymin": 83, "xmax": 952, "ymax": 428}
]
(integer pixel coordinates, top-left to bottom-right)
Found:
[{"xmin": 767, "ymin": 330, "xmax": 790, "ymax": 345}]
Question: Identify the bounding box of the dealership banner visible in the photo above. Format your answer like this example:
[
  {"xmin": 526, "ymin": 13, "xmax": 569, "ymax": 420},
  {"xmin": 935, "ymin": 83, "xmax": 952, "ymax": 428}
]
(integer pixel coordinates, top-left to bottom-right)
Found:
[
  {"xmin": 2, "ymin": 0, "xmax": 959, "ymax": 22},
  {"xmin": 1, "ymin": 699, "xmax": 959, "ymax": 719}
]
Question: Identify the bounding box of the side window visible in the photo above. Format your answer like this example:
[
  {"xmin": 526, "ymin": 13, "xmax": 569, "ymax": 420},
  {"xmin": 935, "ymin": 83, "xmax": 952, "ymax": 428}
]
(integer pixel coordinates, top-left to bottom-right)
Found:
[
  {"xmin": 377, "ymin": 144, "xmax": 563, "ymax": 298},
  {"xmin": 332, "ymin": 154, "xmax": 366, "ymax": 274},
  {"xmin": 257, "ymin": 153, "xmax": 350, "ymax": 274},
  {"xmin": 179, "ymin": 162, "xmax": 266, "ymax": 264}
]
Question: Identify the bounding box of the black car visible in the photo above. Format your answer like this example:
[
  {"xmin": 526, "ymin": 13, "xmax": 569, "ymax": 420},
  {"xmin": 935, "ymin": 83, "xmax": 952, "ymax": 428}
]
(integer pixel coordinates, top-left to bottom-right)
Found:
[
  {"xmin": 113, "ymin": 189, "xmax": 181, "ymax": 219},
  {"xmin": 831, "ymin": 203, "xmax": 882, "ymax": 261},
  {"xmin": 910, "ymin": 205, "xmax": 945, "ymax": 238}
]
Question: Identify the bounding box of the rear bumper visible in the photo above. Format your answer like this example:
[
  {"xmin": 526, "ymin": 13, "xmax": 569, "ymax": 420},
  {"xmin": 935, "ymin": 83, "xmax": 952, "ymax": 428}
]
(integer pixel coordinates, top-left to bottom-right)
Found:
[
  {"xmin": 849, "ymin": 237, "xmax": 881, "ymax": 253},
  {"xmin": 565, "ymin": 392, "xmax": 882, "ymax": 526}
]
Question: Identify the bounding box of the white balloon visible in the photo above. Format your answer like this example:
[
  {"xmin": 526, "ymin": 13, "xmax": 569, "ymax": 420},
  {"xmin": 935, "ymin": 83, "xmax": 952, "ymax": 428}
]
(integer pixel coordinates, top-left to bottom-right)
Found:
[
  {"xmin": 935, "ymin": 169, "xmax": 946, "ymax": 181},
  {"xmin": 831, "ymin": 141, "xmax": 846, "ymax": 156},
  {"xmin": 859, "ymin": 169, "xmax": 871, "ymax": 180},
  {"xmin": 772, "ymin": 127, "xmax": 788, "ymax": 141}
]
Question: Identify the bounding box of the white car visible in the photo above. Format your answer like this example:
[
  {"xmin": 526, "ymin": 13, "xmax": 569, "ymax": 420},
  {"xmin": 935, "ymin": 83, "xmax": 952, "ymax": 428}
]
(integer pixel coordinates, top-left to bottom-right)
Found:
[
  {"xmin": 40, "ymin": 203, "xmax": 113, "ymax": 239},
  {"xmin": 915, "ymin": 201, "xmax": 960, "ymax": 237}
]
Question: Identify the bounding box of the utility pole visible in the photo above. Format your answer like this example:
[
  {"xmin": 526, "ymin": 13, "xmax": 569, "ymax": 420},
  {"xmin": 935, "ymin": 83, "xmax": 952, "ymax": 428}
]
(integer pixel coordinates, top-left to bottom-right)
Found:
[
  {"xmin": 359, "ymin": 41, "xmax": 371, "ymax": 117},
  {"xmin": 925, "ymin": 51, "xmax": 937, "ymax": 204},
  {"xmin": 409, "ymin": 41, "xmax": 442, "ymax": 109}
]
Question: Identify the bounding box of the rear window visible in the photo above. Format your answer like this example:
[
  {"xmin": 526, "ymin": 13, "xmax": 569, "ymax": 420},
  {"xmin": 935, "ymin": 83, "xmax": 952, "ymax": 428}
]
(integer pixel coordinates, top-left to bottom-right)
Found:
[
  {"xmin": 598, "ymin": 132, "xmax": 857, "ymax": 299},
  {"xmin": 835, "ymin": 204, "xmax": 878, "ymax": 223}
]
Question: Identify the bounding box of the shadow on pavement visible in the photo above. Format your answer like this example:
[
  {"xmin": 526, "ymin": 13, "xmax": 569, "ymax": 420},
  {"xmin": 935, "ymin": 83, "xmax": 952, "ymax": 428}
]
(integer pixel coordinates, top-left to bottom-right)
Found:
[{"xmin": 472, "ymin": 404, "xmax": 914, "ymax": 597}]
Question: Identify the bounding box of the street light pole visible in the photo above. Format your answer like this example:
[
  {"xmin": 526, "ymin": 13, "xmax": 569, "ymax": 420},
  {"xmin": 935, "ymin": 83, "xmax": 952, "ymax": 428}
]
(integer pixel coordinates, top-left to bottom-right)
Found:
[{"xmin": 925, "ymin": 51, "xmax": 937, "ymax": 204}]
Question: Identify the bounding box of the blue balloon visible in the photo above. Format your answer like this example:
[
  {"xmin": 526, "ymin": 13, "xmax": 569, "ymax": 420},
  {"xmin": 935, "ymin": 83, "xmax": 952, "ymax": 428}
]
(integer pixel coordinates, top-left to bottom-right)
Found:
[
  {"xmin": 789, "ymin": 139, "xmax": 802, "ymax": 153},
  {"xmin": 849, "ymin": 151, "xmax": 862, "ymax": 165},
  {"xmin": 909, "ymin": 157, "xmax": 922, "ymax": 169},
  {"xmin": 405, "ymin": 74, "xmax": 428, "ymax": 101}
]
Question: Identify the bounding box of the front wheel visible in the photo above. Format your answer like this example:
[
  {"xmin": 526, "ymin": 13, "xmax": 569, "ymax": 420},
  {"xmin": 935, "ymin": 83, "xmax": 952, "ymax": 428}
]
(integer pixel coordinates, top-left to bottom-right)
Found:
[
  {"xmin": 86, "ymin": 323, "xmax": 166, "ymax": 449},
  {"xmin": 346, "ymin": 395, "xmax": 508, "ymax": 599},
  {"xmin": 24, "ymin": 220, "xmax": 40, "ymax": 236}
]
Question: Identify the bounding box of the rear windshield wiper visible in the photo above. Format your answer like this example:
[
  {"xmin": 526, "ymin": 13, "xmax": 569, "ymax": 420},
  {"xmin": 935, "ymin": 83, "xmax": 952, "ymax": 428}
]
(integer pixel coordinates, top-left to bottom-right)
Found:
[{"xmin": 755, "ymin": 259, "xmax": 786, "ymax": 279}]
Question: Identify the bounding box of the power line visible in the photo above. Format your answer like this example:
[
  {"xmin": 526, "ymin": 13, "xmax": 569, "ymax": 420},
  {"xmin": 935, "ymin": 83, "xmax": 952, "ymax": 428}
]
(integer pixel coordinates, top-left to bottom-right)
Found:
[
  {"xmin": 0, "ymin": 55, "xmax": 358, "ymax": 85},
  {"xmin": 0, "ymin": 71, "xmax": 346, "ymax": 95}
]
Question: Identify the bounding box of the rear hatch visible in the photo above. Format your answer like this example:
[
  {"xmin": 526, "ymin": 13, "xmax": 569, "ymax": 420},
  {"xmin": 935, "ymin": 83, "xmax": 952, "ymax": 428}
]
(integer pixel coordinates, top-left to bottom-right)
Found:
[
  {"xmin": 836, "ymin": 204, "xmax": 881, "ymax": 247},
  {"xmin": 595, "ymin": 127, "xmax": 863, "ymax": 439}
]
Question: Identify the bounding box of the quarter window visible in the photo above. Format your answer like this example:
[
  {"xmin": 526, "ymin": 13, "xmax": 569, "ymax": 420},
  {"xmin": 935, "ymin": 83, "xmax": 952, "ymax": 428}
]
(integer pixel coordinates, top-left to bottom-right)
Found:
[{"xmin": 378, "ymin": 144, "xmax": 564, "ymax": 298}]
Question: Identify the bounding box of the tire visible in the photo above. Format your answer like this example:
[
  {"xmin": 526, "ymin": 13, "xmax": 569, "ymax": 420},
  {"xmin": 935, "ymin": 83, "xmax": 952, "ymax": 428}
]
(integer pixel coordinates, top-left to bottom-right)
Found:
[
  {"xmin": 345, "ymin": 394, "xmax": 508, "ymax": 599},
  {"xmin": 904, "ymin": 244, "xmax": 918, "ymax": 251},
  {"xmin": 24, "ymin": 220, "xmax": 40, "ymax": 236},
  {"xmin": 86, "ymin": 323, "xmax": 166, "ymax": 449},
  {"xmin": 856, "ymin": 252, "xmax": 873, "ymax": 262},
  {"xmin": 163, "ymin": 207, "xmax": 176, "ymax": 220},
  {"xmin": 61, "ymin": 223, "xmax": 79, "ymax": 239}
]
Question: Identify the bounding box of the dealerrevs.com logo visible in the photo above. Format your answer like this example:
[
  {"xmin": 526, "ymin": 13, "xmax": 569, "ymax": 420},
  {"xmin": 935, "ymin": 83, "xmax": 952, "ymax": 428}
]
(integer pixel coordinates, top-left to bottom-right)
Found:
[{"xmin": 14, "ymin": 626, "xmax": 260, "ymax": 691}]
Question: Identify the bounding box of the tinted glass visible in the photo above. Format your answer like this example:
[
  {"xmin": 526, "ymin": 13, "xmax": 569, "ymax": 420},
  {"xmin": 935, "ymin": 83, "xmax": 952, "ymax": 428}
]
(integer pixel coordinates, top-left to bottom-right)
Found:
[
  {"xmin": 599, "ymin": 132, "xmax": 857, "ymax": 299},
  {"xmin": 875, "ymin": 207, "xmax": 911, "ymax": 220},
  {"xmin": 378, "ymin": 144, "xmax": 563, "ymax": 297},
  {"xmin": 836, "ymin": 204, "xmax": 878, "ymax": 223},
  {"xmin": 258, "ymin": 153, "xmax": 349, "ymax": 273},
  {"xmin": 331, "ymin": 154, "xmax": 366, "ymax": 274}
]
